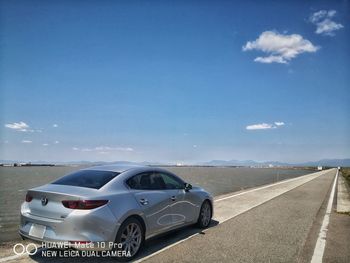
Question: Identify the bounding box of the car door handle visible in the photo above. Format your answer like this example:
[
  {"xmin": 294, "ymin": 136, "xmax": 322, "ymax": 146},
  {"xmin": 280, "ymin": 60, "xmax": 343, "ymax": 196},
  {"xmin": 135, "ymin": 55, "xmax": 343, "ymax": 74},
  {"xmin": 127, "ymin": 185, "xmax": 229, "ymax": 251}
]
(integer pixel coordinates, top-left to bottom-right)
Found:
[
  {"xmin": 139, "ymin": 198, "xmax": 149, "ymax": 205},
  {"xmin": 171, "ymin": 196, "xmax": 176, "ymax": 201}
]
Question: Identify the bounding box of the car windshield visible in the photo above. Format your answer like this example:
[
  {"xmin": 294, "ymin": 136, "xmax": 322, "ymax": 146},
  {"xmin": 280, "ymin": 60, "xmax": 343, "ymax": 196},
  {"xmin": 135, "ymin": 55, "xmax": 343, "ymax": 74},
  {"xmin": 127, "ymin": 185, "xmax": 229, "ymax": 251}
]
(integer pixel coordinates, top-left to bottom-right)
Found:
[{"xmin": 52, "ymin": 170, "xmax": 119, "ymax": 189}]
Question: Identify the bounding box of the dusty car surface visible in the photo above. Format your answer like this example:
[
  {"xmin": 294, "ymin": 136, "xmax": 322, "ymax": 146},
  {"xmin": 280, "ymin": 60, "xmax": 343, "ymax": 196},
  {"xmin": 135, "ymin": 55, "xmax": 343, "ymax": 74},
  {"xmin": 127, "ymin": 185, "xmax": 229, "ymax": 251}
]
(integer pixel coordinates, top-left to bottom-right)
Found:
[{"xmin": 19, "ymin": 165, "xmax": 213, "ymax": 259}]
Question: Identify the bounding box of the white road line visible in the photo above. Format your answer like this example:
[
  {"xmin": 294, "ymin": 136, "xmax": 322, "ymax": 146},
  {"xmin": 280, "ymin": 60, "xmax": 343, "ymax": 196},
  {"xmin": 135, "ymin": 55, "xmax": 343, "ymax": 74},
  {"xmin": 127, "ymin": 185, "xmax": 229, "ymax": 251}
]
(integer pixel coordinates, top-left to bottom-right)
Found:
[
  {"xmin": 214, "ymin": 171, "xmax": 324, "ymax": 202},
  {"xmin": 0, "ymin": 247, "xmax": 47, "ymax": 263},
  {"xmin": 310, "ymin": 170, "xmax": 338, "ymax": 263},
  {"xmin": 0, "ymin": 255, "xmax": 23, "ymax": 263}
]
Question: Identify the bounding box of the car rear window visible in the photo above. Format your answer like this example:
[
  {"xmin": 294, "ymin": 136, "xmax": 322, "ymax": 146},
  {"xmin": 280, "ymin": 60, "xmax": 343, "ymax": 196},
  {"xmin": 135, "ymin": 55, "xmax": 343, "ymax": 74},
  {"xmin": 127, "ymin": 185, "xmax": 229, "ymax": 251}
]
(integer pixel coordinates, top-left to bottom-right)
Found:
[{"xmin": 52, "ymin": 170, "xmax": 119, "ymax": 189}]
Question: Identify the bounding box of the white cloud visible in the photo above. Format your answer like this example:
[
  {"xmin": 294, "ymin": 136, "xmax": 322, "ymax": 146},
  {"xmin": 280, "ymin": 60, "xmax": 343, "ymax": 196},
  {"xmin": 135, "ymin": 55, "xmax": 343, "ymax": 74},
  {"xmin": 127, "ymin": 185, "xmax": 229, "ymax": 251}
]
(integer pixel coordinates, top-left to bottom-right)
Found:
[
  {"xmin": 43, "ymin": 143, "xmax": 49, "ymax": 146},
  {"xmin": 309, "ymin": 10, "xmax": 343, "ymax": 36},
  {"xmin": 117, "ymin": 147, "xmax": 134, "ymax": 152},
  {"xmin": 72, "ymin": 146, "xmax": 134, "ymax": 153},
  {"xmin": 315, "ymin": 19, "xmax": 343, "ymax": 35},
  {"xmin": 54, "ymin": 141, "xmax": 60, "ymax": 144},
  {"xmin": 21, "ymin": 140, "xmax": 32, "ymax": 143},
  {"xmin": 95, "ymin": 146, "xmax": 112, "ymax": 151},
  {"xmin": 5, "ymin": 122, "xmax": 29, "ymax": 132},
  {"xmin": 246, "ymin": 123, "xmax": 275, "ymax": 130},
  {"xmin": 310, "ymin": 10, "xmax": 331, "ymax": 23},
  {"xmin": 4, "ymin": 121, "xmax": 43, "ymax": 133},
  {"xmin": 81, "ymin": 148, "xmax": 94, "ymax": 152},
  {"xmin": 53, "ymin": 124, "xmax": 58, "ymax": 128},
  {"xmin": 95, "ymin": 146, "xmax": 134, "ymax": 152},
  {"xmin": 242, "ymin": 31, "xmax": 319, "ymax": 63},
  {"xmin": 254, "ymin": 55, "xmax": 286, "ymax": 64},
  {"xmin": 246, "ymin": 121, "xmax": 286, "ymax": 130}
]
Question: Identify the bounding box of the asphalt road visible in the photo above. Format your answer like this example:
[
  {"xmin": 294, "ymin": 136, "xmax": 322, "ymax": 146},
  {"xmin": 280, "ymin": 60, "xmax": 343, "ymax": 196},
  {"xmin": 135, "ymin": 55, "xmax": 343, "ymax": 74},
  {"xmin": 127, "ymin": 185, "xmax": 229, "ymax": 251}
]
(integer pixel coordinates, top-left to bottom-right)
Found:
[{"xmin": 140, "ymin": 169, "xmax": 339, "ymax": 263}]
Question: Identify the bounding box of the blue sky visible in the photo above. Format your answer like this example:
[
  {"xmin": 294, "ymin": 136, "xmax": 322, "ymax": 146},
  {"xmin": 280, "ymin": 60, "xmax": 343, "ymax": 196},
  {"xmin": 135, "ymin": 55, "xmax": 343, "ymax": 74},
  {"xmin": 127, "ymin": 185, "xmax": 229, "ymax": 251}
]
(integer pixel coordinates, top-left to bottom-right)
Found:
[{"xmin": 1, "ymin": 0, "xmax": 349, "ymax": 163}]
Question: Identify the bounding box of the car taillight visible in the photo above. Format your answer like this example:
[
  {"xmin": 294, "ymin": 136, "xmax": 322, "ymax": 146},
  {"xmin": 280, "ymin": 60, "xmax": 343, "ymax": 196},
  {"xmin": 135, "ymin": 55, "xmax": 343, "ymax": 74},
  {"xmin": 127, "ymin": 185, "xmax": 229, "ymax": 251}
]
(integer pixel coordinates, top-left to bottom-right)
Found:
[
  {"xmin": 25, "ymin": 193, "xmax": 33, "ymax": 202},
  {"xmin": 62, "ymin": 200, "xmax": 108, "ymax": 209}
]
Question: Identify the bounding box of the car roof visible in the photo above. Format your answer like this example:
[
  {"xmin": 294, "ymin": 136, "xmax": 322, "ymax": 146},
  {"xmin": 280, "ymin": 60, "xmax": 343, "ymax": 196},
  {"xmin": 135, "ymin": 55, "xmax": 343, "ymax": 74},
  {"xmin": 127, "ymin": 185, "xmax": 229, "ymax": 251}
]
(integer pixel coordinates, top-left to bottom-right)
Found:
[{"xmin": 83, "ymin": 164, "xmax": 150, "ymax": 173}]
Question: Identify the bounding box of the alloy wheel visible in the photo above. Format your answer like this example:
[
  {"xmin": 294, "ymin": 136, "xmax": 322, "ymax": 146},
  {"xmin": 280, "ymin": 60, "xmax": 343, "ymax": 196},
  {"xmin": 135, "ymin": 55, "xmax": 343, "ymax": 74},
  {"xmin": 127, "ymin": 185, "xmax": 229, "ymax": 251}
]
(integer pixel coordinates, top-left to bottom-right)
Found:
[
  {"xmin": 120, "ymin": 222, "xmax": 142, "ymax": 257},
  {"xmin": 201, "ymin": 201, "xmax": 211, "ymax": 227}
]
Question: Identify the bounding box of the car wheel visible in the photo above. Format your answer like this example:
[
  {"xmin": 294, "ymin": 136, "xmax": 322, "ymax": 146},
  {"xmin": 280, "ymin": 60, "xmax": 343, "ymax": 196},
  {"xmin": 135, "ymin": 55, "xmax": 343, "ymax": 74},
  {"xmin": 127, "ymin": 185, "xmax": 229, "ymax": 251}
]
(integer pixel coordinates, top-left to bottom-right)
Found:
[
  {"xmin": 115, "ymin": 217, "xmax": 144, "ymax": 261},
  {"xmin": 197, "ymin": 200, "xmax": 212, "ymax": 228}
]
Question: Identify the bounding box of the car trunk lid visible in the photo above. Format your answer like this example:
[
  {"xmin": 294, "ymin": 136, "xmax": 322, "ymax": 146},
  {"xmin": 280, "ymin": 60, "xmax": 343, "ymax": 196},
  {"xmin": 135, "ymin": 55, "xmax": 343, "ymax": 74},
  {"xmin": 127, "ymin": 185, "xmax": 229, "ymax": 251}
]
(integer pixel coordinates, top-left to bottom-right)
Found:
[{"xmin": 26, "ymin": 184, "xmax": 100, "ymax": 219}]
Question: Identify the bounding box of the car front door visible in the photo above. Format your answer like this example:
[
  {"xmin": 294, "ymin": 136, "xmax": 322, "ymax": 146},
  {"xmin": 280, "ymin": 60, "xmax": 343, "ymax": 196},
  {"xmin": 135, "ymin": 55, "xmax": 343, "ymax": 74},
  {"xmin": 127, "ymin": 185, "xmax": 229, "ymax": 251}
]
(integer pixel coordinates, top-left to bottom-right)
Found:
[
  {"xmin": 127, "ymin": 172, "xmax": 173, "ymax": 236},
  {"xmin": 157, "ymin": 172, "xmax": 197, "ymax": 225}
]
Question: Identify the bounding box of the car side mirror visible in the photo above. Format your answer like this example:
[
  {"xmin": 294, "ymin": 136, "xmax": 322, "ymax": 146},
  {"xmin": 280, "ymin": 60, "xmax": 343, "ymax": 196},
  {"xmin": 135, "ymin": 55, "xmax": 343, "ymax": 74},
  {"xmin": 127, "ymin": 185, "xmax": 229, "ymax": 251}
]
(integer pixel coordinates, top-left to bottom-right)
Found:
[{"xmin": 184, "ymin": 183, "xmax": 192, "ymax": 192}]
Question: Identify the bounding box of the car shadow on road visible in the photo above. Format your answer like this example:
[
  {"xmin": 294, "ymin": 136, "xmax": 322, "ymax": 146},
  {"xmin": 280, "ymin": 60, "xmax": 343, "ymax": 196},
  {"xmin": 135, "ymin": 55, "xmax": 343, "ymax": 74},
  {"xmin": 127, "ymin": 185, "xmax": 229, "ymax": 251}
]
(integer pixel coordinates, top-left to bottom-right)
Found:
[
  {"xmin": 29, "ymin": 220, "xmax": 219, "ymax": 262},
  {"xmin": 135, "ymin": 220, "xmax": 219, "ymax": 261}
]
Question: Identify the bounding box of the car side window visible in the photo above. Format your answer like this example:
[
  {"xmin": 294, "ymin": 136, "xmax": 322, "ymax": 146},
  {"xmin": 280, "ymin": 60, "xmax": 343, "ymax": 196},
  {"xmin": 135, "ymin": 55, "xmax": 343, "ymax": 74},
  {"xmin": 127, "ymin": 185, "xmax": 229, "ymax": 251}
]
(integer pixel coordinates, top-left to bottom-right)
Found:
[
  {"xmin": 126, "ymin": 172, "xmax": 166, "ymax": 190},
  {"xmin": 158, "ymin": 172, "xmax": 184, "ymax": 189},
  {"xmin": 127, "ymin": 172, "xmax": 149, "ymax": 189},
  {"xmin": 151, "ymin": 173, "xmax": 166, "ymax": 189}
]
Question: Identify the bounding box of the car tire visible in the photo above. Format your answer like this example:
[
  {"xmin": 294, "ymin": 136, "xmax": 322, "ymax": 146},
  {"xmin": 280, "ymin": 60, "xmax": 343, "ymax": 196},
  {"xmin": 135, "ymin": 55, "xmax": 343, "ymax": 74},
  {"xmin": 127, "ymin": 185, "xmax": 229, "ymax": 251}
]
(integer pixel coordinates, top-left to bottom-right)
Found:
[
  {"xmin": 114, "ymin": 217, "xmax": 145, "ymax": 261},
  {"xmin": 197, "ymin": 200, "xmax": 212, "ymax": 228}
]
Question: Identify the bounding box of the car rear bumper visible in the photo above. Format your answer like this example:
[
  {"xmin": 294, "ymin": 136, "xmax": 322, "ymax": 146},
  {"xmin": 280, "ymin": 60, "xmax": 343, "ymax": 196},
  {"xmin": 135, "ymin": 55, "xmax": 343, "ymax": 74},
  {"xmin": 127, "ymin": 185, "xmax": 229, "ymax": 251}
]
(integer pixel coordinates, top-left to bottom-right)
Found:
[
  {"xmin": 19, "ymin": 231, "xmax": 117, "ymax": 251},
  {"xmin": 19, "ymin": 202, "xmax": 120, "ymax": 251}
]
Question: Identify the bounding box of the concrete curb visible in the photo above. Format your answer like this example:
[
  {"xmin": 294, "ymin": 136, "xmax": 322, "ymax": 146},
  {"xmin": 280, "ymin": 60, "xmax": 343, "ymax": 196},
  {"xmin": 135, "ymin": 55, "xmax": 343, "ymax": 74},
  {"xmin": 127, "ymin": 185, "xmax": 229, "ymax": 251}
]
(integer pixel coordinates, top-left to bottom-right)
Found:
[{"xmin": 336, "ymin": 174, "xmax": 350, "ymax": 213}]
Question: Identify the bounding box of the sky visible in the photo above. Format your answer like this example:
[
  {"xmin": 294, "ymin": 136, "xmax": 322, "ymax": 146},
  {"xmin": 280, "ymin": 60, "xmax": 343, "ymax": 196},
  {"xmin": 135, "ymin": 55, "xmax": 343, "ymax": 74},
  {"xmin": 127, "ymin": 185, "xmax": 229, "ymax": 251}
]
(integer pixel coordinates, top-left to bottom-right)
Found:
[{"xmin": 0, "ymin": 0, "xmax": 349, "ymax": 164}]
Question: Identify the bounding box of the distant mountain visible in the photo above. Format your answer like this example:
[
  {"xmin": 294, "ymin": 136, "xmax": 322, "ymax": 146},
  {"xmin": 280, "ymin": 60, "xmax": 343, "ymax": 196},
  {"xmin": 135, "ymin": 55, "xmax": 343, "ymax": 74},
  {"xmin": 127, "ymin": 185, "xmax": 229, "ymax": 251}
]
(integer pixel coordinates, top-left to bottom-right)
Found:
[
  {"xmin": 198, "ymin": 159, "xmax": 289, "ymax": 167},
  {"xmin": 0, "ymin": 160, "xmax": 169, "ymax": 166},
  {"xmin": 1, "ymin": 158, "xmax": 349, "ymax": 167},
  {"xmin": 198, "ymin": 159, "xmax": 350, "ymax": 167},
  {"xmin": 297, "ymin": 159, "xmax": 350, "ymax": 167}
]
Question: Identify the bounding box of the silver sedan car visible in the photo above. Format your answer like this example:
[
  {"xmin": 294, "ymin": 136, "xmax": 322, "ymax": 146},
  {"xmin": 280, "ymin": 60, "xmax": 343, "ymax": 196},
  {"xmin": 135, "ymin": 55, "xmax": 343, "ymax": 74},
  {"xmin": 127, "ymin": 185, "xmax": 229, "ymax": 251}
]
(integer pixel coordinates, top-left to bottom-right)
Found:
[{"xmin": 19, "ymin": 165, "xmax": 213, "ymax": 259}]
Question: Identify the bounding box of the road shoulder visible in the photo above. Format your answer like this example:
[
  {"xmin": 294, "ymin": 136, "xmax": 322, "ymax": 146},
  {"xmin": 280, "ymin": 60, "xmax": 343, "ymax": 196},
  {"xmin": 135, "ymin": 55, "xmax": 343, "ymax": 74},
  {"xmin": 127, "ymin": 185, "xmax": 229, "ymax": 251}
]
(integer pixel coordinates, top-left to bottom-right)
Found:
[{"xmin": 323, "ymin": 174, "xmax": 350, "ymax": 263}]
